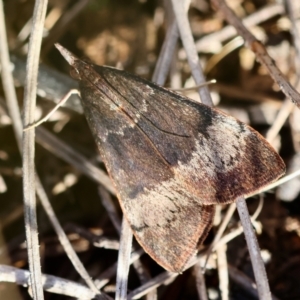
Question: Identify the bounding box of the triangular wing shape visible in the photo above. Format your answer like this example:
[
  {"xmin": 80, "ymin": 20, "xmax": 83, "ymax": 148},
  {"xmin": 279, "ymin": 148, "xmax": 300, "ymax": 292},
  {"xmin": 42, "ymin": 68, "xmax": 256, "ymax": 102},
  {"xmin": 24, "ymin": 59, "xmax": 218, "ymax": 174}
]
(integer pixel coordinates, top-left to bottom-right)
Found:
[{"xmin": 56, "ymin": 45, "xmax": 285, "ymax": 272}]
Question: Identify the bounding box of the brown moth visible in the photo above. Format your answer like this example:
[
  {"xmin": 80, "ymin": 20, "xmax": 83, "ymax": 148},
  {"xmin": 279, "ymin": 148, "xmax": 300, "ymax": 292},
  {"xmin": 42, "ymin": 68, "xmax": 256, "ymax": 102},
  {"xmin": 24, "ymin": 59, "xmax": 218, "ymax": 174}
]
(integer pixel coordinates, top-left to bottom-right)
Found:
[{"xmin": 55, "ymin": 44, "xmax": 285, "ymax": 273}]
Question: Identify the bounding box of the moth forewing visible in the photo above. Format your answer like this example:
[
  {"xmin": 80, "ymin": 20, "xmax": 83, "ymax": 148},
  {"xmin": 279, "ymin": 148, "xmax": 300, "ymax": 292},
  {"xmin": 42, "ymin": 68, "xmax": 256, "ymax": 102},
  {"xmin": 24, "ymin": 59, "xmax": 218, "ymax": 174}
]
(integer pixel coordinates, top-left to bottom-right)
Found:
[{"xmin": 55, "ymin": 44, "xmax": 285, "ymax": 272}]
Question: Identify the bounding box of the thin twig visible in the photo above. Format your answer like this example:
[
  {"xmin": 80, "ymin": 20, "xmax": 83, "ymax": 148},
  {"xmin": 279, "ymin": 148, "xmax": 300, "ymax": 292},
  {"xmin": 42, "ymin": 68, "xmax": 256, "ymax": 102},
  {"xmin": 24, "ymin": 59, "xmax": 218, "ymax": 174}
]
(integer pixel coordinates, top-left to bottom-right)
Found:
[
  {"xmin": 228, "ymin": 265, "xmax": 279, "ymax": 300},
  {"xmin": 264, "ymin": 0, "xmax": 300, "ymax": 144},
  {"xmin": 152, "ymin": 0, "xmax": 190, "ymax": 85},
  {"xmin": 210, "ymin": 0, "xmax": 300, "ymax": 108},
  {"xmin": 22, "ymin": 0, "xmax": 48, "ymax": 299},
  {"xmin": 35, "ymin": 177, "xmax": 102, "ymax": 296},
  {"xmin": 211, "ymin": 206, "xmax": 229, "ymax": 300},
  {"xmin": 265, "ymin": 99, "xmax": 295, "ymax": 145},
  {"xmin": 11, "ymin": 54, "xmax": 81, "ymax": 113},
  {"xmin": 194, "ymin": 262, "xmax": 208, "ymax": 300},
  {"xmin": 115, "ymin": 218, "xmax": 133, "ymax": 300},
  {"xmin": 23, "ymin": 89, "xmax": 80, "ymax": 131},
  {"xmin": 179, "ymin": 3, "xmax": 284, "ymax": 56},
  {"xmin": 217, "ymin": 244, "xmax": 229, "ymax": 300},
  {"xmin": 212, "ymin": 198, "xmax": 263, "ymax": 250},
  {"xmin": 152, "ymin": 19, "xmax": 178, "ymax": 85},
  {"xmin": 171, "ymin": 0, "xmax": 213, "ymax": 106},
  {"xmin": 204, "ymin": 203, "xmax": 236, "ymax": 268},
  {"xmin": 95, "ymin": 250, "xmax": 143, "ymax": 290},
  {"xmin": 132, "ymin": 259, "xmax": 157, "ymax": 300},
  {"xmin": 99, "ymin": 187, "xmax": 122, "ymax": 233},
  {"xmin": 127, "ymin": 271, "xmax": 177, "ymax": 300},
  {"xmin": 0, "ymin": 1, "xmax": 22, "ymax": 148},
  {"xmin": 235, "ymin": 196, "xmax": 272, "ymax": 300},
  {"xmin": 0, "ymin": 264, "xmax": 100, "ymax": 300}
]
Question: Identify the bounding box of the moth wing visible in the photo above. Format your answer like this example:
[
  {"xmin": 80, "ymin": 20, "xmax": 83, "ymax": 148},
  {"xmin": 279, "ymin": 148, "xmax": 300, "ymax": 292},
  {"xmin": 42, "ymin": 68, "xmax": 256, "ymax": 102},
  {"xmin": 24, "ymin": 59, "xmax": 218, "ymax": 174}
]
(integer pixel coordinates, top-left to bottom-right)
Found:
[
  {"xmin": 61, "ymin": 52, "xmax": 285, "ymax": 272},
  {"xmin": 78, "ymin": 80, "xmax": 216, "ymax": 272},
  {"xmin": 87, "ymin": 65, "xmax": 285, "ymax": 205}
]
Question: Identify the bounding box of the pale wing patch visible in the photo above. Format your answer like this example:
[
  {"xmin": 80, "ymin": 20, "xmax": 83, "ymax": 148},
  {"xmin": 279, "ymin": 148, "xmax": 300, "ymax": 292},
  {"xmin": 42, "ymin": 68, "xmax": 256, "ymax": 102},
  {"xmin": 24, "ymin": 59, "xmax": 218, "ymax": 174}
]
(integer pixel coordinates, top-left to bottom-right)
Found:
[
  {"xmin": 174, "ymin": 118, "xmax": 249, "ymax": 179},
  {"xmin": 172, "ymin": 117, "xmax": 250, "ymax": 203},
  {"xmin": 122, "ymin": 181, "xmax": 215, "ymax": 272},
  {"xmin": 123, "ymin": 178, "xmax": 192, "ymax": 228}
]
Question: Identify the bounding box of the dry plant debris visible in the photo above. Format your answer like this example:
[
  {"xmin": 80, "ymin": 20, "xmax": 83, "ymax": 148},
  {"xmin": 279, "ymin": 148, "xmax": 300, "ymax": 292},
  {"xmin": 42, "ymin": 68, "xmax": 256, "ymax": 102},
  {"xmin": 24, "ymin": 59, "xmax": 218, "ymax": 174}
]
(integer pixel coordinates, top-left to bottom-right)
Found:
[{"xmin": 0, "ymin": 0, "xmax": 300, "ymax": 299}]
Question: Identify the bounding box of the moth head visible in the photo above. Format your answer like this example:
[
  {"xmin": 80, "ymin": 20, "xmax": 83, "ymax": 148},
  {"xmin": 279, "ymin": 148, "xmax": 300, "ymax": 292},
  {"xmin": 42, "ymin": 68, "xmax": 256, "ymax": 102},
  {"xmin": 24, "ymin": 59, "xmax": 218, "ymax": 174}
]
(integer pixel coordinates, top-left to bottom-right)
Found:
[
  {"xmin": 55, "ymin": 43, "xmax": 92, "ymax": 82},
  {"xmin": 69, "ymin": 66, "xmax": 82, "ymax": 81}
]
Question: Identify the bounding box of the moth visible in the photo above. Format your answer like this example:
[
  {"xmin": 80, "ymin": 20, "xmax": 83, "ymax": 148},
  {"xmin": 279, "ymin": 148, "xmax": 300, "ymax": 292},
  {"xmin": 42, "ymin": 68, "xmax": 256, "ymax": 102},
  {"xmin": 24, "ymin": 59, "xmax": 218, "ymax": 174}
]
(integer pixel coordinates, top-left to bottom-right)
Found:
[{"xmin": 55, "ymin": 44, "xmax": 285, "ymax": 273}]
